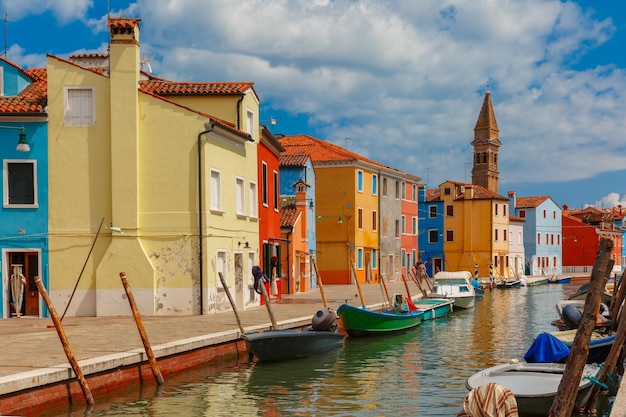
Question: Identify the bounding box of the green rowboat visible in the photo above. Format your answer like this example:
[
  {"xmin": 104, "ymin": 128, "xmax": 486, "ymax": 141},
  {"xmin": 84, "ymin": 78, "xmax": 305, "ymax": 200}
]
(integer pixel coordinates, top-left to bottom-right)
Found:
[{"xmin": 337, "ymin": 303, "xmax": 424, "ymax": 337}]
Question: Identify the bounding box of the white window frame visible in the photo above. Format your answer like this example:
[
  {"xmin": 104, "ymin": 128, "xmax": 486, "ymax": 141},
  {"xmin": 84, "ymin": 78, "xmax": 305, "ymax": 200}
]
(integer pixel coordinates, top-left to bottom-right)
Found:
[
  {"xmin": 64, "ymin": 86, "xmax": 96, "ymax": 126},
  {"xmin": 249, "ymin": 181, "xmax": 258, "ymax": 219},
  {"xmin": 4, "ymin": 159, "xmax": 38, "ymax": 208},
  {"xmin": 210, "ymin": 169, "xmax": 222, "ymax": 212},
  {"xmin": 246, "ymin": 108, "xmax": 255, "ymax": 140},
  {"xmin": 235, "ymin": 177, "xmax": 245, "ymax": 216}
]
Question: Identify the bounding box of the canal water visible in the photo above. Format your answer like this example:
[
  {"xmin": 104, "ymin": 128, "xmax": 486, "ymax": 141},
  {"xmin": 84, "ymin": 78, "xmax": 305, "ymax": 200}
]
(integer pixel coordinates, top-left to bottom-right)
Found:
[{"xmin": 41, "ymin": 283, "xmax": 615, "ymax": 417}]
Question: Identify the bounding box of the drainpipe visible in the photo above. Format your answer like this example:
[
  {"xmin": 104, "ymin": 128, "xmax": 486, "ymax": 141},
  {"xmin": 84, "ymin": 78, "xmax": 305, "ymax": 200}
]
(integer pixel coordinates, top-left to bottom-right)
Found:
[
  {"xmin": 197, "ymin": 122, "xmax": 215, "ymax": 315},
  {"xmin": 236, "ymin": 95, "xmax": 244, "ymax": 130}
]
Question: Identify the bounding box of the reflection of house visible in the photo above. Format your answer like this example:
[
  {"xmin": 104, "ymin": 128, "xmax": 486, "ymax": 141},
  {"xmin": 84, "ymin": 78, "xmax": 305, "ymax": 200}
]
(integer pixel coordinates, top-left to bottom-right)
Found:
[
  {"xmin": 563, "ymin": 205, "xmax": 623, "ymax": 274},
  {"xmin": 0, "ymin": 57, "xmax": 48, "ymax": 318},
  {"xmin": 511, "ymin": 194, "xmax": 562, "ymax": 276},
  {"xmin": 47, "ymin": 18, "xmax": 260, "ymax": 316},
  {"xmin": 280, "ymin": 182, "xmax": 311, "ymax": 293}
]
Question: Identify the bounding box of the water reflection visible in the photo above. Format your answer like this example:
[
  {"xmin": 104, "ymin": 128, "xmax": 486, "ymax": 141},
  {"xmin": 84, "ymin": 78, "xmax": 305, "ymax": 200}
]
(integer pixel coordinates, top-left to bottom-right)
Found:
[{"xmin": 40, "ymin": 284, "xmax": 614, "ymax": 417}]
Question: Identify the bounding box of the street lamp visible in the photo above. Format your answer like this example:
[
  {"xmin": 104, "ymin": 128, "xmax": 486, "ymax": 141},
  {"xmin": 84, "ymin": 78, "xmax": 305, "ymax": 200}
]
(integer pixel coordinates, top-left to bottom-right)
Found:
[{"xmin": 0, "ymin": 126, "xmax": 29, "ymax": 152}]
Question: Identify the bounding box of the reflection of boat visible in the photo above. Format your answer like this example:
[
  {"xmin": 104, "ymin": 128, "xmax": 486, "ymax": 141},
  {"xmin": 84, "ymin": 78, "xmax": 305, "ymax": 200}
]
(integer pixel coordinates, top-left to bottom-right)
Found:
[
  {"xmin": 411, "ymin": 298, "xmax": 453, "ymax": 320},
  {"xmin": 548, "ymin": 275, "xmax": 572, "ymax": 284},
  {"xmin": 243, "ymin": 308, "xmax": 345, "ymax": 362},
  {"xmin": 432, "ymin": 271, "xmax": 476, "ymax": 309},
  {"xmin": 337, "ymin": 303, "xmax": 423, "ymax": 337},
  {"xmin": 465, "ymin": 361, "xmax": 601, "ymax": 417}
]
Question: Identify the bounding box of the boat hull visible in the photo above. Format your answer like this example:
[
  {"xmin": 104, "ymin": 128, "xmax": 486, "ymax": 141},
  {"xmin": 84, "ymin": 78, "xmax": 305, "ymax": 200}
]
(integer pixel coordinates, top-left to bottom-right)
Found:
[
  {"xmin": 432, "ymin": 271, "xmax": 476, "ymax": 309},
  {"xmin": 465, "ymin": 361, "xmax": 600, "ymax": 416},
  {"xmin": 412, "ymin": 298, "xmax": 453, "ymax": 320},
  {"xmin": 337, "ymin": 304, "xmax": 423, "ymax": 337},
  {"xmin": 550, "ymin": 329, "xmax": 615, "ymax": 364},
  {"xmin": 243, "ymin": 329, "xmax": 345, "ymax": 362}
]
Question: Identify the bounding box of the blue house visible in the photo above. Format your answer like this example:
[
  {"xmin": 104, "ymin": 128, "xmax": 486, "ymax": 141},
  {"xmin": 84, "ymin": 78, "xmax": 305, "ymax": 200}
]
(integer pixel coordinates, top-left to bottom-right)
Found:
[
  {"xmin": 278, "ymin": 152, "xmax": 317, "ymax": 286},
  {"xmin": 0, "ymin": 57, "xmax": 48, "ymax": 318},
  {"xmin": 509, "ymin": 192, "xmax": 562, "ymax": 276},
  {"xmin": 418, "ymin": 186, "xmax": 445, "ymax": 276}
]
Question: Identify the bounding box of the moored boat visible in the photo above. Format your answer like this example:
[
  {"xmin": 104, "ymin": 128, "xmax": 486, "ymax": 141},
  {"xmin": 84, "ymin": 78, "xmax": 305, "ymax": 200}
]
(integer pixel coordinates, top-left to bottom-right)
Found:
[
  {"xmin": 465, "ymin": 361, "xmax": 601, "ymax": 417},
  {"xmin": 495, "ymin": 279, "xmax": 521, "ymax": 288},
  {"xmin": 548, "ymin": 275, "xmax": 572, "ymax": 284},
  {"xmin": 243, "ymin": 308, "xmax": 345, "ymax": 362},
  {"xmin": 337, "ymin": 303, "xmax": 424, "ymax": 337},
  {"xmin": 411, "ymin": 298, "xmax": 453, "ymax": 320},
  {"xmin": 432, "ymin": 271, "xmax": 476, "ymax": 309},
  {"xmin": 550, "ymin": 329, "xmax": 615, "ymax": 364}
]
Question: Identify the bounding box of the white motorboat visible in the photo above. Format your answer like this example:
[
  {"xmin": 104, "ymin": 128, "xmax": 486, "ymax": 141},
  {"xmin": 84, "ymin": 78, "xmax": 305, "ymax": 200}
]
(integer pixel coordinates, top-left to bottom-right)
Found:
[
  {"xmin": 465, "ymin": 360, "xmax": 601, "ymax": 416},
  {"xmin": 432, "ymin": 271, "xmax": 476, "ymax": 309}
]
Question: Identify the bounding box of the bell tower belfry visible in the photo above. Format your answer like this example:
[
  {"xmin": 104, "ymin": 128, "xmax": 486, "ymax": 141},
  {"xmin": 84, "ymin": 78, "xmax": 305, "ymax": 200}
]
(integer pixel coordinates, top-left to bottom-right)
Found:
[{"xmin": 471, "ymin": 90, "xmax": 501, "ymax": 194}]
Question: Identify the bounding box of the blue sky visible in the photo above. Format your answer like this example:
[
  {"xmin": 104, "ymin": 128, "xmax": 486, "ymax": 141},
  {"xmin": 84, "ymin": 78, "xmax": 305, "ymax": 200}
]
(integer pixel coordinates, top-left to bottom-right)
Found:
[{"xmin": 2, "ymin": 0, "xmax": 625, "ymax": 210}]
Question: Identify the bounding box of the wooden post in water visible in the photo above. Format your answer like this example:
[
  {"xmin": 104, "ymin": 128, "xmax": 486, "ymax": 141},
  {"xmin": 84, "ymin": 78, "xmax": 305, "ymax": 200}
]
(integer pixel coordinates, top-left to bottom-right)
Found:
[
  {"xmin": 584, "ymin": 296, "xmax": 626, "ymax": 413},
  {"xmin": 119, "ymin": 272, "xmax": 164, "ymax": 385},
  {"xmin": 259, "ymin": 279, "xmax": 278, "ymax": 329},
  {"xmin": 379, "ymin": 274, "xmax": 391, "ymax": 305},
  {"xmin": 218, "ymin": 272, "xmax": 246, "ymax": 334},
  {"xmin": 548, "ymin": 237, "xmax": 613, "ymax": 417},
  {"xmin": 34, "ymin": 277, "xmax": 95, "ymax": 406},
  {"xmin": 610, "ymin": 268, "xmax": 626, "ymax": 322},
  {"xmin": 311, "ymin": 259, "xmax": 328, "ymax": 308}
]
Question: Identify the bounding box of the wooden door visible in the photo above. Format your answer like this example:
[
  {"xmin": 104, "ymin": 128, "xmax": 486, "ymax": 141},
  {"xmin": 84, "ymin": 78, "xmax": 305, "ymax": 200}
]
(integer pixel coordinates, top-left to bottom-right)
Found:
[{"xmin": 8, "ymin": 252, "xmax": 40, "ymax": 317}]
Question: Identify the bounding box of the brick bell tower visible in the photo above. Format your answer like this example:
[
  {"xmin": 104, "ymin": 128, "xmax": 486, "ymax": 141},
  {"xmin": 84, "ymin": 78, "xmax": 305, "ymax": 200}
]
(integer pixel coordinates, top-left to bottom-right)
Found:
[{"xmin": 471, "ymin": 90, "xmax": 501, "ymax": 194}]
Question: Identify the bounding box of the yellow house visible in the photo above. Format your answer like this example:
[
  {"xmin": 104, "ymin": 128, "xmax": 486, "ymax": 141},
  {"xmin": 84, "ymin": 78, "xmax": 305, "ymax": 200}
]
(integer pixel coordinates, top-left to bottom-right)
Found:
[
  {"xmin": 278, "ymin": 135, "xmax": 381, "ymax": 285},
  {"xmin": 47, "ymin": 18, "xmax": 260, "ymax": 316},
  {"xmin": 440, "ymin": 181, "xmax": 510, "ymax": 279}
]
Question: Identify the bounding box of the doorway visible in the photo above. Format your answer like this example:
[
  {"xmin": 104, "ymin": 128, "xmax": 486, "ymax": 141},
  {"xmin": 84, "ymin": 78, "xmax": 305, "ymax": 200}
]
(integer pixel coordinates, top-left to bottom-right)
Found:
[
  {"xmin": 234, "ymin": 253, "xmax": 243, "ymax": 311},
  {"xmin": 5, "ymin": 251, "xmax": 40, "ymax": 318}
]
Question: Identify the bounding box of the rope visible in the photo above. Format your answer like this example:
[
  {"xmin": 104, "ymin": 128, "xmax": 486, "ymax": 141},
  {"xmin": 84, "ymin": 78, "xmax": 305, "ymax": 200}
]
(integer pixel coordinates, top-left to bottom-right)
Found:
[{"xmin": 583, "ymin": 375, "xmax": 608, "ymax": 390}]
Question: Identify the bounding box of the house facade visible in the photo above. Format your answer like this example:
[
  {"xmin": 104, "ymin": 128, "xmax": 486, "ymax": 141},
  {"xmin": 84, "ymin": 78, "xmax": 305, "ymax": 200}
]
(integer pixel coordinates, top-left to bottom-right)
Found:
[
  {"xmin": 418, "ymin": 187, "xmax": 444, "ymax": 277},
  {"xmin": 0, "ymin": 58, "xmax": 48, "ymax": 318},
  {"xmin": 512, "ymin": 194, "xmax": 562, "ymax": 276},
  {"xmin": 46, "ymin": 18, "xmax": 261, "ymax": 317}
]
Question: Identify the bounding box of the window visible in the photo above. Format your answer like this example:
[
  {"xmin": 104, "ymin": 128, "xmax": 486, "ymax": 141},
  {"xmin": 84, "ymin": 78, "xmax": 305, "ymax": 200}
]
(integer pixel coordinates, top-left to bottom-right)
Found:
[
  {"xmin": 372, "ymin": 174, "xmax": 378, "ymax": 195},
  {"xmin": 64, "ymin": 86, "xmax": 95, "ymax": 126},
  {"xmin": 249, "ymin": 181, "xmax": 258, "ymax": 218},
  {"xmin": 553, "ymin": 211, "xmax": 556, "ymax": 219},
  {"xmin": 412, "ymin": 217, "xmax": 417, "ymax": 235},
  {"xmin": 543, "ymin": 209, "xmax": 546, "ymax": 218},
  {"xmin": 261, "ymin": 162, "xmax": 268, "ymax": 206},
  {"xmin": 537, "ymin": 233, "xmax": 540, "ymax": 245},
  {"xmin": 443, "ymin": 187, "xmax": 451, "ymax": 196},
  {"xmin": 429, "ymin": 205, "xmax": 437, "ymax": 218},
  {"xmin": 446, "ymin": 205, "xmax": 454, "ymax": 217},
  {"xmin": 357, "ymin": 170, "xmax": 363, "ymax": 192},
  {"xmin": 428, "ymin": 229, "xmax": 439, "ymax": 243},
  {"xmin": 401, "ymin": 216, "xmax": 406, "ymax": 234},
  {"xmin": 210, "ymin": 169, "xmax": 222, "ymax": 211},
  {"xmin": 503, "ymin": 229, "xmax": 507, "ymax": 241},
  {"xmin": 235, "ymin": 177, "xmax": 245, "ymax": 215},
  {"xmin": 401, "ymin": 249, "xmax": 406, "ymax": 267},
  {"xmin": 395, "ymin": 220, "xmax": 400, "ymax": 238},
  {"xmin": 357, "ymin": 208, "xmax": 363, "ymax": 229},
  {"xmin": 401, "ymin": 181, "xmax": 406, "ymax": 199},
  {"xmin": 495, "ymin": 204, "xmax": 499, "ymax": 216},
  {"xmin": 503, "ymin": 205, "xmax": 507, "ymax": 216},
  {"xmin": 495, "ymin": 229, "xmax": 499, "ymax": 241},
  {"xmin": 4, "ymin": 160, "xmax": 37, "ymax": 207},
  {"xmin": 372, "ymin": 249, "xmax": 377, "ymax": 270},
  {"xmin": 246, "ymin": 109, "xmax": 254, "ymax": 140},
  {"xmin": 445, "ymin": 230, "xmax": 454, "ymax": 242},
  {"xmin": 372, "ymin": 211, "xmax": 377, "ymax": 232},
  {"xmin": 273, "ymin": 171, "xmax": 278, "ymax": 211},
  {"xmin": 519, "ymin": 210, "xmax": 526, "ymax": 218},
  {"xmin": 395, "ymin": 181, "xmax": 400, "ymax": 198},
  {"xmin": 412, "ymin": 184, "xmax": 417, "ymax": 201},
  {"xmin": 217, "ymin": 250, "xmax": 227, "ymax": 287},
  {"xmin": 357, "ymin": 248, "xmax": 363, "ymax": 269},
  {"xmin": 382, "ymin": 178, "xmax": 388, "ymax": 197}
]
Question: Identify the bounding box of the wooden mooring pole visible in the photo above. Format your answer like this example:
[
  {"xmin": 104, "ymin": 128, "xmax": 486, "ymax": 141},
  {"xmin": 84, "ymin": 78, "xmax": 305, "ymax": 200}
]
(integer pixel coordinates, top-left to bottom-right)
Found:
[
  {"xmin": 218, "ymin": 272, "xmax": 246, "ymax": 334},
  {"xmin": 259, "ymin": 278, "xmax": 278, "ymax": 329},
  {"xmin": 548, "ymin": 237, "xmax": 613, "ymax": 417},
  {"xmin": 34, "ymin": 277, "xmax": 95, "ymax": 406},
  {"xmin": 119, "ymin": 272, "xmax": 164, "ymax": 385},
  {"xmin": 311, "ymin": 259, "xmax": 329, "ymax": 308}
]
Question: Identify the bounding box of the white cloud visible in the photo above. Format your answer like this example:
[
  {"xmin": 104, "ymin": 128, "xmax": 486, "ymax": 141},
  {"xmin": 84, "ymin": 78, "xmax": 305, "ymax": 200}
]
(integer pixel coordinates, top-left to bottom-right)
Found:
[
  {"xmin": 594, "ymin": 193, "xmax": 626, "ymax": 209},
  {"xmin": 0, "ymin": 0, "xmax": 94, "ymax": 23}
]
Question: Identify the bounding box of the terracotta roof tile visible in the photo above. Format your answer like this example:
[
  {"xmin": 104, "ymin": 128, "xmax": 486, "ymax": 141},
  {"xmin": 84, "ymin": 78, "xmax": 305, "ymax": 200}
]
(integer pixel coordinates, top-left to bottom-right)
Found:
[
  {"xmin": 280, "ymin": 204, "xmax": 300, "ymax": 228},
  {"xmin": 278, "ymin": 134, "xmax": 385, "ymax": 167},
  {"xmin": 0, "ymin": 66, "xmax": 47, "ymax": 114},
  {"xmin": 425, "ymin": 189, "xmax": 440, "ymax": 201},
  {"xmin": 140, "ymin": 80, "xmax": 255, "ymax": 95},
  {"xmin": 516, "ymin": 196, "xmax": 549, "ymax": 209},
  {"xmin": 279, "ymin": 153, "xmax": 310, "ymax": 167},
  {"xmin": 452, "ymin": 183, "xmax": 508, "ymax": 201}
]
